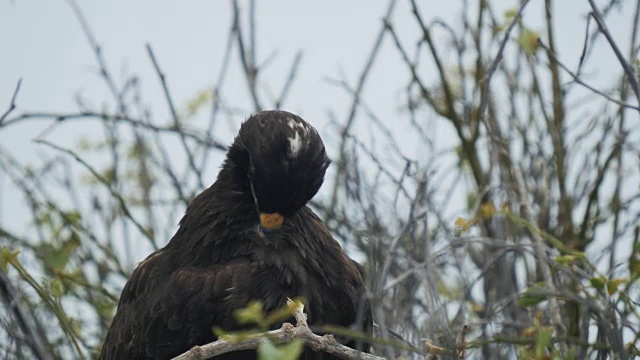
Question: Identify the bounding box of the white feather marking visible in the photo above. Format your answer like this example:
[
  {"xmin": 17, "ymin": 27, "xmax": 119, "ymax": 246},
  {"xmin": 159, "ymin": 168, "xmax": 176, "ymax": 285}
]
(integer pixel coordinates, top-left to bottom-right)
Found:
[
  {"xmin": 289, "ymin": 131, "xmax": 302, "ymax": 156},
  {"xmin": 287, "ymin": 118, "xmax": 308, "ymax": 157}
]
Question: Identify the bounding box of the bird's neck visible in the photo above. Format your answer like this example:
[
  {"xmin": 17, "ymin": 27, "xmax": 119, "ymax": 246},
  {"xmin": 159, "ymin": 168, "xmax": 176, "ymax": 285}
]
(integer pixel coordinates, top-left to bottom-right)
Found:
[{"xmin": 166, "ymin": 159, "xmax": 255, "ymax": 254}]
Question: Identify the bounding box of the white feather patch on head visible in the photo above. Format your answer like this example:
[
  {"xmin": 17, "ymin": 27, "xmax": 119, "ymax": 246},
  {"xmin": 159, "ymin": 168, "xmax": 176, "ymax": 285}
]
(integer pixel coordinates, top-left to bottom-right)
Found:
[
  {"xmin": 289, "ymin": 131, "xmax": 302, "ymax": 156},
  {"xmin": 287, "ymin": 118, "xmax": 309, "ymax": 157}
]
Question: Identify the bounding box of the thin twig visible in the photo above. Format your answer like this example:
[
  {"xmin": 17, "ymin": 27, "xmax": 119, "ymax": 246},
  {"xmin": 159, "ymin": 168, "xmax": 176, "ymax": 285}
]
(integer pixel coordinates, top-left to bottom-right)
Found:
[
  {"xmin": 588, "ymin": 0, "xmax": 640, "ymax": 108},
  {"xmin": 146, "ymin": 44, "xmax": 204, "ymax": 190},
  {"xmin": 201, "ymin": 15, "xmax": 237, "ymax": 173},
  {"xmin": 232, "ymin": 0, "xmax": 262, "ymax": 112},
  {"xmin": 35, "ymin": 139, "xmax": 159, "ymax": 250},
  {"xmin": 478, "ymin": 0, "xmax": 532, "ymax": 119},
  {"xmin": 0, "ymin": 78, "xmax": 22, "ymax": 125},
  {"xmin": 65, "ymin": 0, "xmax": 125, "ymax": 112},
  {"xmin": 275, "ymin": 51, "xmax": 304, "ymax": 109},
  {"xmin": 329, "ymin": 0, "xmax": 398, "ymax": 216},
  {"xmin": 538, "ymin": 40, "xmax": 640, "ymax": 111},
  {"xmin": 0, "ymin": 269, "xmax": 53, "ymax": 360},
  {"xmin": 513, "ymin": 166, "xmax": 566, "ymax": 337},
  {"xmin": 457, "ymin": 325, "xmax": 468, "ymax": 359},
  {"xmin": 1, "ymin": 112, "xmax": 226, "ymax": 150}
]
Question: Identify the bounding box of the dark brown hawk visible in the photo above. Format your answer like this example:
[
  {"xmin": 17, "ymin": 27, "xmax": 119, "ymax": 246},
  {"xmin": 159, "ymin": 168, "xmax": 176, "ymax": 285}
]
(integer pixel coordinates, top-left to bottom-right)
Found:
[{"xmin": 99, "ymin": 110, "xmax": 371, "ymax": 359}]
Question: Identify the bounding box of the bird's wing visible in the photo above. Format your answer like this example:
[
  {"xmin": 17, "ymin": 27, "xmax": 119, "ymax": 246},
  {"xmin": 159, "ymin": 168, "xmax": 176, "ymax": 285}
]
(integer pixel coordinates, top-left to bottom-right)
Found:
[{"xmin": 99, "ymin": 251, "xmax": 251, "ymax": 360}]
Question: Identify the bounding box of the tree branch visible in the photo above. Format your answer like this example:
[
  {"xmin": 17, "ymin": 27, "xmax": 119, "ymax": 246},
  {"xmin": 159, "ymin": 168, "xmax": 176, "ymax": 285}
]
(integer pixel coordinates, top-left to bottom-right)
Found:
[
  {"xmin": 172, "ymin": 299, "xmax": 384, "ymax": 360},
  {"xmin": 0, "ymin": 268, "xmax": 53, "ymax": 360},
  {"xmin": 0, "ymin": 78, "xmax": 22, "ymax": 125},
  {"xmin": 35, "ymin": 139, "xmax": 159, "ymax": 250},
  {"xmin": 146, "ymin": 43, "xmax": 204, "ymax": 189},
  {"xmin": 588, "ymin": 0, "xmax": 640, "ymax": 108},
  {"xmin": 538, "ymin": 40, "xmax": 640, "ymax": 111},
  {"xmin": 478, "ymin": 0, "xmax": 532, "ymax": 119}
]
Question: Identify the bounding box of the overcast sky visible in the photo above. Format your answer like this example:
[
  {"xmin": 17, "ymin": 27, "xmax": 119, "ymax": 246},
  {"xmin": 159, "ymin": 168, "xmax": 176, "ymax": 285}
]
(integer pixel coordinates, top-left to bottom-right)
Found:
[{"xmin": 0, "ymin": 0, "xmax": 636, "ymax": 260}]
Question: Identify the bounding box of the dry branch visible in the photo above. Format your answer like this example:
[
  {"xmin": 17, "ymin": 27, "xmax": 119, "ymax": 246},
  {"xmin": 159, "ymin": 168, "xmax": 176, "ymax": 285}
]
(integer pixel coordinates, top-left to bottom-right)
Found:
[
  {"xmin": 0, "ymin": 78, "xmax": 22, "ymax": 124},
  {"xmin": 172, "ymin": 299, "xmax": 383, "ymax": 360},
  {"xmin": 588, "ymin": 0, "xmax": 640, "ymax": 107}
]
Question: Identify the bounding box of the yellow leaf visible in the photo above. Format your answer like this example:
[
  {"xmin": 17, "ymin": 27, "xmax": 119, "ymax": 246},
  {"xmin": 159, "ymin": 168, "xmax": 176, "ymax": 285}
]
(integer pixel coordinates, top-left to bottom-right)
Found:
[
  {"xmin": 454, "ymin": 217, "xmax": 471, "ymax": 235},
  {"xmin": 607, "ymin": 278, "xmax": 624, "ymax": 295},
  {"xmin": 522, "ymin": 326, "xmax": 537, "ymax": 337},
  {"xmin": 478, "ymin": 202, "xmax": 496, "ymax": 219}
]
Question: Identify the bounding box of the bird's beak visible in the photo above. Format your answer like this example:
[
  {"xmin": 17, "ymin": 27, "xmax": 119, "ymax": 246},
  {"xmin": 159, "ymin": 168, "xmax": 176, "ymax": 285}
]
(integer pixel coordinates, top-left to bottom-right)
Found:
[{"xmin": 260, "ymin": 212, "xmax": 284, "ymax": 230}]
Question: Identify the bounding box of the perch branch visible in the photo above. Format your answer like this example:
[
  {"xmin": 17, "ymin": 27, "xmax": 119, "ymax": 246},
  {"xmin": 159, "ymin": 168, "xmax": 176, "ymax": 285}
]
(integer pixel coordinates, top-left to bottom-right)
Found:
[{"xmin": 172, "ymin": 299, "xmax": 383, "ymax": 360}]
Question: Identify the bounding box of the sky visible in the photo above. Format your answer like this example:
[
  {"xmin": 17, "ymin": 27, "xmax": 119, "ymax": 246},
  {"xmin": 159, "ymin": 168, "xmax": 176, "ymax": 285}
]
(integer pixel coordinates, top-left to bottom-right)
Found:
[
  {"xmin": 0, "ymin": 0, "xmax": 636, "ymax": 259},
  {"xmin": 0, "ymin": 0, "xmax": 444, "ymax": 240}
]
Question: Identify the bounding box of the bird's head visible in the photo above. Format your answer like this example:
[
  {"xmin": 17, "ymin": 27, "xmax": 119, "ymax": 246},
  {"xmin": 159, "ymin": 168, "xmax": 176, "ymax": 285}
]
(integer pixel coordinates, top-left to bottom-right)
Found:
[{"xmin": 225, "ymin": 110, "xmax": 330, "ymax": 230}]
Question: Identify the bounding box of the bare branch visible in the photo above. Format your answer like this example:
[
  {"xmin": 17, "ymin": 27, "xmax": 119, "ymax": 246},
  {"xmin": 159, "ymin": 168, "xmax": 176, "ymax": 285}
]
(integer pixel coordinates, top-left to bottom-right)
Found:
[
  {"xmin": 65, "ymin": 0, "xmax": 125, "ymax": 111},
  {"xmin": 513, "ymin": 167, "xmax": 566, "ymax": 338},
  {"xmin": 457, "ymin": 324, "xmax": 469, "ymax": 359},
  {"xmin": 538, "ymin": 40, "xmax": 640, "ymax": 111},
  {"xmin": 0, "ymin": 268, "xmax": 52, "ymax": 360},
  {"xmin": 34, "ymin": 139, "xmax": 159, "ymax": 250},
  {"xmin": 478, "ymin": 0, "xmax": 532, "ymax": 119},
  {"xmin": 172, "ymin": 299, "xmax": 384, "ymax": 360},
  {"xmin": 328, "ymin": 0, "xmax": 398, "ymax": 217},
  {"xmin": 232, "ymin": 0, "xmax": 262, "ymax": 112},
  {"xmin": 275, "ymin": 51, "xmax": 304, "ymax": 110},
  {"xmin": 588, "ymin": 0, "xmax": 640, "ymax": 107},
  {"xmin": 146, "ymin": 43, "xmax": 204, "ymax": 189},
  {"xmin": 0, "ymin": 78, "xmax": 22, "ymax": 125},
  {"xmin": 1, "ymin": 111, "xmax": 226, "ymax": 151}
]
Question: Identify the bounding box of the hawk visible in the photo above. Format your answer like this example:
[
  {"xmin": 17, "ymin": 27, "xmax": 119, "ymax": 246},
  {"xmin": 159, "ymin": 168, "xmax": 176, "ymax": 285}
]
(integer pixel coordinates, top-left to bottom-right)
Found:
[{"xmin": 99, "ymin": 110, "xmax": 371, "ymax": 359}]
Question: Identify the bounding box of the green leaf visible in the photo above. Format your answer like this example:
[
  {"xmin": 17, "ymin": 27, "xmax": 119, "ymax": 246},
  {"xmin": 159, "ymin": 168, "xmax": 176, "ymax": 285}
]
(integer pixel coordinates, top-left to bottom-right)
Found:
[
  {"xmin": 50, "ymin": 278, "xmax": 65, "ymax": 298},
  {"xmin": 518, "ymin": 286, "xmax": 547, "ymax": 307},
  {"xmin": 258, "ymin": 340, "xmax": 303, "ymax": 360},
  {"xmin": 589, "ymin": 276, "xmax": 606, "ymax": 291},
  {"xmin": 63, "ymin": 211, "xmax": 82, "ymax": 225},
  {"xmin": 184, "ymin": 89, "xmax": 214, "ymax": 118},
  {"xmin": 1, "ymin": 247, "xmax": 20, "ymax": 272},
  {"xmin": 258, "ymin": 340, "xmax": 279, "ymax": 360},
  {"xmin": 276, "ymin": 340, "xmax": 304, "ymax": 360},
  {"xmin": 504, "ymin": 8, "xmax": 518, "ymax": 19},
  {"xmin": 516, "ymin": 29, "xmax": 540, "ymax": 55},
  {"xmin": 630, "ymin": 234, "xmax": 640, "ymax": 278},
  {"xmin": 95, "ymin": 299, "xmax": 116, "ymax": 319},
  {"xmin": 62, "ymin": 232, "xmax": 81, "ymax": 258},
  {"xmin": 265, "ymin": 300, "xmax": 298, "ymax": 325},
  {"xmin": 212, "ymin": 326, "xmax": 228, "ymax": 338},
  {"xmin": 44, "ymin": 247, "xmax": 66, "ymax": 271},
  {"xmin": 466, "ymin": 192, "xmax": 476, "ymax": 211},
  {"xmin": 234, "ymin": 301, "xmax": 265, "ymax": 326},
  {"xmin": 41, "ymin": 232, "xmax": 80, "ymax": 272},
  {"xmin": 212, "ymin": 327, "xmax": 260, "ymax": 342},
  {"xmin": 630, "ymin": 257, "xmax": 640, "ymax": 278},
  {"xmin": 535, "ymin": 327, "xmax": 553, "ymax": 358},
  {"xmin": 555, "ymin": 254, "xmax": 578, "ymax": 266}
]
